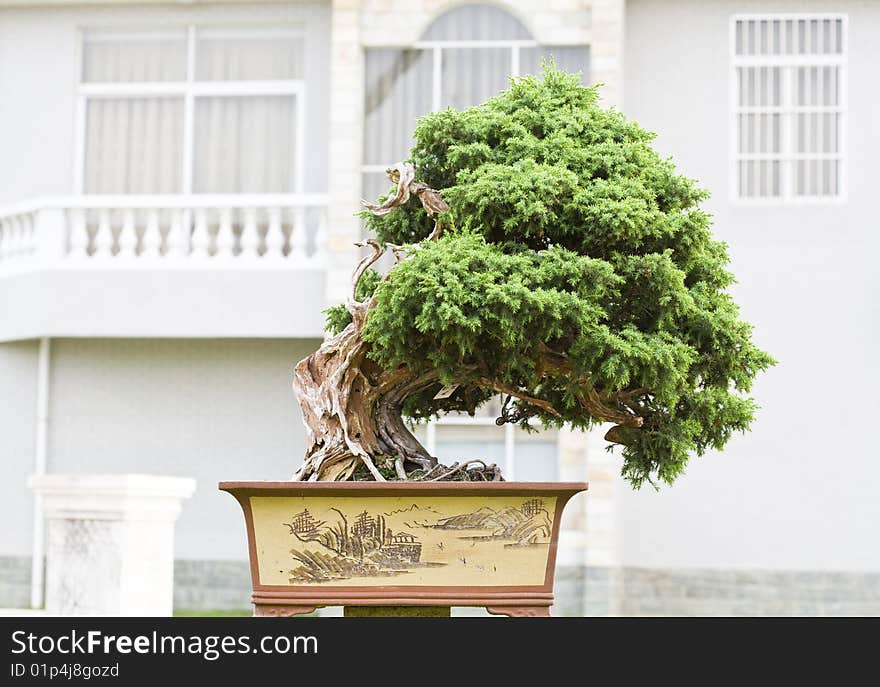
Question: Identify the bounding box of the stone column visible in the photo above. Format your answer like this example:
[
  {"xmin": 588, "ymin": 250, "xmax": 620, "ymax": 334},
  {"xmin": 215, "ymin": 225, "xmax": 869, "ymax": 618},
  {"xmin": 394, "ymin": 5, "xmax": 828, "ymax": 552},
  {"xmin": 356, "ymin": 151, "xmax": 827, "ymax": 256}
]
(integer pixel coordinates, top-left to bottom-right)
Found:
[
  {"xmin": 590, "ymin": 0, "xmax": 626, "ymax": 108},
  {"xmin": 581, "ymin": 426, "xmax": 623, "ymax": 616},
  {"xmin": 557, "ymin": 426, "xmax": 622, "ymax": 616},
  {"xmin": 28, "ymin": 474, "xmax": 195, "ymax": 617},
  {"xmin": 325, "ymin": 0, "xmax": 366, "ymax": 310},
  {"xmin": 553, "ymin": 0, "xmax": 628, "ymax": 617},
  {"xmin": 555, "ymin": 426, "xmax": 590, "ymax": 616}
]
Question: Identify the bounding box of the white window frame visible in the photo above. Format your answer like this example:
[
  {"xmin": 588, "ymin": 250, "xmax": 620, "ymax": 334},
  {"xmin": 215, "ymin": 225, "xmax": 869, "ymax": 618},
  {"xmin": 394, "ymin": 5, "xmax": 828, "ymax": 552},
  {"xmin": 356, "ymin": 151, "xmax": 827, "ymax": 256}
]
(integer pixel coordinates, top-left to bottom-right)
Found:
[
  {"xmin": 73, "ymin": 26, "xmax": 307, "ymax": 196},
  {"xmin": 729, "ymin": 13, "xmax": 848, "ymax": 205}
]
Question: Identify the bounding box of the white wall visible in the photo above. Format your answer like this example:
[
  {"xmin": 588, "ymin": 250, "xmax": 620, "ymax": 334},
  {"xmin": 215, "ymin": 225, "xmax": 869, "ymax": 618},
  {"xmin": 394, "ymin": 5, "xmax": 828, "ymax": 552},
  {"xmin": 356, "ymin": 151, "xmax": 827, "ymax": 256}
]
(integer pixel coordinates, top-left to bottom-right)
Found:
[
  {"xmin": 0, "ymin": 340, "xmax": 38, "ymax": 557},
  {"xmin": 619, "ymin": 0, "xmax": 880, "ymax": 571},
  {"xmin": 0, "ymin": 1, "xmax": 330, "ymax": 205},
  {"xmin": 0, "ymin": 267, "xmax": 328, "ymax": 342},
  {"xmin": 10, "ymin": 338, "xmax": 321, "ymax": 561}
]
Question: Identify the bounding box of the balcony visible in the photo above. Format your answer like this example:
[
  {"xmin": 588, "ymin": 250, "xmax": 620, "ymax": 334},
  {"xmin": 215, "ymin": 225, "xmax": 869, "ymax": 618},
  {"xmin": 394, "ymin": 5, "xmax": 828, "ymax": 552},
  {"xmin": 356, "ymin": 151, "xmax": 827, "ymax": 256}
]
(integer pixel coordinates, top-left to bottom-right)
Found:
[{"xmin": 0, "ymin": 194, "xmax": 330, "ymax": 342}]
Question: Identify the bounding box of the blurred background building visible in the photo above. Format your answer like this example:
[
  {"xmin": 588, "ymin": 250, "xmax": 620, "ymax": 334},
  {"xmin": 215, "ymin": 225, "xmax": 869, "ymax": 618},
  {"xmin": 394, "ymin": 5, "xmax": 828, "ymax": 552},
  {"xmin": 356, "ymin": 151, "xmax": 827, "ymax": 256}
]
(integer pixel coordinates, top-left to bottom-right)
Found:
[{"xmin": 1, "ymin": 0, "xmax": 877, "ymax": 616}]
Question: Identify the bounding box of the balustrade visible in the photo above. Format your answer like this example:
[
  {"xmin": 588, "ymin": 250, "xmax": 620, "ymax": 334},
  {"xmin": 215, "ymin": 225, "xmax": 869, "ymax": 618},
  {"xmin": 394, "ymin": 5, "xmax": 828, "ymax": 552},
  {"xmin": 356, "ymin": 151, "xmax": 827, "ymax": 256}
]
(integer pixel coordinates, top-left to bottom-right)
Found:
[{"xmin": 0, "ymin": 195, "xmax": 330, "ymax": 271}]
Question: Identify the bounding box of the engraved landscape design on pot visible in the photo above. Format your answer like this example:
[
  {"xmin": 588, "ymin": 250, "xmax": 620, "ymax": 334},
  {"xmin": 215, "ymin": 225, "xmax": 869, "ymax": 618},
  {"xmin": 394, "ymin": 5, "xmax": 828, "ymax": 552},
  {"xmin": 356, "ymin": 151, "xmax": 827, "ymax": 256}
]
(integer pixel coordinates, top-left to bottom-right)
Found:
[{"xmin": 249, "ymin": 496, "xmax": 559, "ymax": 587}]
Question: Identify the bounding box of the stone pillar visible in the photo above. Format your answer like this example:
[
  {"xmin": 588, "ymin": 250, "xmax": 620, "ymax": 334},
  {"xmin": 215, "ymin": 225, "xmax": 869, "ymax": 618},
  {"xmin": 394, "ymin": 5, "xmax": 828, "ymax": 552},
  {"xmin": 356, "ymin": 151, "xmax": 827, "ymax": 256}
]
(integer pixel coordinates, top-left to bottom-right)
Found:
[
  {"xmin": 556, "ymin": 425, "xmax": 621, "ymax": 616},
  {"xmin": 325, "ymin": 0, "xmax": 366, "ymax": 310},
  {"xmin": 555, "ymin": 426, "xmax": 590, "ymax": 616},
  {"xmin": 590, "ymin": 0, "xmax": 626, "ymax": 108},
  {"xmin": 557, "ymin": 427, "xmax": 589, "ymax": 566},
  {"xmin": 28, "ymin": 474, "xmax": 196, "ymax": 617},
  {"xmin": 554, "ymin": 0, "xmax": 628, "ymax": 617},
  {"xmin": 581, "ymin": 426, "xmax": 623, "ymax": 616}
]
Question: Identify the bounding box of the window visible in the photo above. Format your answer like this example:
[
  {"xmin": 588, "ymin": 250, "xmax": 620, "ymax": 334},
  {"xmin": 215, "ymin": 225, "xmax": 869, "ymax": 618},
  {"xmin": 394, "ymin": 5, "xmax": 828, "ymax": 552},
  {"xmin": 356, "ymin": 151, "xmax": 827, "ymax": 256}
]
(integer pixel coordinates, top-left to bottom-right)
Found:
[
  {"xmin": 78, "ymin": 27, "xmax": 305, "ymax": 195},
  {"xmin": 362, "ymin": 3, "xmax": 590, "ymax": 201},
  {"xmin": 731, "ymin": 15, "xmax": 846, "ymax": 201}
]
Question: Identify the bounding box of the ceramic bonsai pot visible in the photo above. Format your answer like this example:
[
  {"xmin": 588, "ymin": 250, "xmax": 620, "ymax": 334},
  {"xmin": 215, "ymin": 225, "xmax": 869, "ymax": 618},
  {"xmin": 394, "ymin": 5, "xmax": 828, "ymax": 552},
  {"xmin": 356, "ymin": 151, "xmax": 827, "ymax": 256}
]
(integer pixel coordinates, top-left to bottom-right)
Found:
[{"xmin": 220, "ymin": 481, "xmax": 587, "ymax": 617}]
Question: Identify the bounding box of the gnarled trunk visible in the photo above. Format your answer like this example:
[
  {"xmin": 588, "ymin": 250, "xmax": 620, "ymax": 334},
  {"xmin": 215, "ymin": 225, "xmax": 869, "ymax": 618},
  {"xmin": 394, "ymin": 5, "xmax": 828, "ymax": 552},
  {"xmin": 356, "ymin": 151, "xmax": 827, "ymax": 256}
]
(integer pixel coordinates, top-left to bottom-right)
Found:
[
  {"xmin": 291, "ymin": 162, "xmax": 451, "ymax": 481},
  {"xmin": 290, "ymin": 163, "xmax": 646, "ymax": 480},
  {"xmin": 291, "ymin": 312, "xmax": 438, "ymax": 481}
]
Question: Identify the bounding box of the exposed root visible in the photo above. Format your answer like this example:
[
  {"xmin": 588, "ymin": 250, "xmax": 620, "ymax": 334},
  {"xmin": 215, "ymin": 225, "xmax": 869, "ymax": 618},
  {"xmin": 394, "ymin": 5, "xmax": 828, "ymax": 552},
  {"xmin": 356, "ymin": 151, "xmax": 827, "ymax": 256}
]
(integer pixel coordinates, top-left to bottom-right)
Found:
[
  {"xmin": 411, "ymin": 460, "xmax": 504, "ymax": 482},
  {"xmin": 393, "ymin": 456, "xmax": 408, "ymax": 480},
  {"xmin": 358, "ymin": 454, "xmax": 387, "ymax": 482}
]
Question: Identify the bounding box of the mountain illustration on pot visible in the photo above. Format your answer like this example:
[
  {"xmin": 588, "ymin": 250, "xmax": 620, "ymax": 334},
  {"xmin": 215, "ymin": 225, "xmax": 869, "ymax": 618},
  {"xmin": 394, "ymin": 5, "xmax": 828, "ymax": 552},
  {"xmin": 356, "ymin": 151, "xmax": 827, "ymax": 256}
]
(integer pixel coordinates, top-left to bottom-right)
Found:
[{"xmin": 282, "ymin": 498, "xmax": 552, "ymax": 583}]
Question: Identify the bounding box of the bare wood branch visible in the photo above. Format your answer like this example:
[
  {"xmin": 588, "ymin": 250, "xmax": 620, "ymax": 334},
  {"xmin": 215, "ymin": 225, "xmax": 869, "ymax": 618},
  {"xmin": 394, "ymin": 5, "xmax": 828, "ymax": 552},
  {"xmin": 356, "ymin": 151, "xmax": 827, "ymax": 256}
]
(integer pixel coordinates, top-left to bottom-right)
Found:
[
  {"xmin": 361, "ymin": 162, "xmax": 449, "ymax": 219},
  {"xmin": 604, "ymin": 425, "xmax": 627, "ymax": 444},
  {"xmin": 347, "ymin": 238, "xmax": 385, "ymax": 314},
  {"xmin": 360, "ymin": 163, "xmax": 415, "ymax": 216},
  {"xmin": 534, "ymin": 345, "xmax": 644, "ymax": 428},
  {"xmin": 394, "ymin": 456, "xmax": 408, "ymax": 480},
  {"xmin": 578, "ymin": 386, "xmax": 644, "ymax": 428},
  {"xmin": 478, "ymin": 378, "xmax": 563, "ymax": 418},
  {"xmin": 361, "ymin": 162, "xmax": 448, "ymax": 242}
]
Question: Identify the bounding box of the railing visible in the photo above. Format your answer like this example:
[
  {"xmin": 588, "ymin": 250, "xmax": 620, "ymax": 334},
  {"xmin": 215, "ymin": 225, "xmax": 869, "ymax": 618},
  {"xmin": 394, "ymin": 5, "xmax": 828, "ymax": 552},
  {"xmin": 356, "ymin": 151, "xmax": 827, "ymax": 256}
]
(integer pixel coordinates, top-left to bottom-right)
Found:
[{"xmin": 0, "ymin": 194, "xmax": 329, "ymax": 270}]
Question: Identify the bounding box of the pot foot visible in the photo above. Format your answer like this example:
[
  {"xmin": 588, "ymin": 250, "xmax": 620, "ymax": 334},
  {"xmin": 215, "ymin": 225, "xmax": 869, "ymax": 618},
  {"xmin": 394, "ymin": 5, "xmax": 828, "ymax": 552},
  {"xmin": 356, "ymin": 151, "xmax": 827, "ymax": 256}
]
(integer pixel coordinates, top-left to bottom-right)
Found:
[
  {"xmin": 254, "ymin": 604, "xmax": 318, "ymax": 617},
  {"xmin": 486, "ymin": 606, "xmax": 551, "ymax": 617}
]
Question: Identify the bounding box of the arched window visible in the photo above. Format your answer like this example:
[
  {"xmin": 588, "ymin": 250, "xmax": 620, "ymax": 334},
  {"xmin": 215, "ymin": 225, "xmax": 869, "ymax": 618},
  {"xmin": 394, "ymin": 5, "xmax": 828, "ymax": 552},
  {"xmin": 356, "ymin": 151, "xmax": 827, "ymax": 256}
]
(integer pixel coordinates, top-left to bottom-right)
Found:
[
  {"xmin": 362, "ymin": 3, "xmax": 589, "ymax": 200},
  {"xmin": 362, "ymin": 4, "xmax": 588, "ymax": 479}
]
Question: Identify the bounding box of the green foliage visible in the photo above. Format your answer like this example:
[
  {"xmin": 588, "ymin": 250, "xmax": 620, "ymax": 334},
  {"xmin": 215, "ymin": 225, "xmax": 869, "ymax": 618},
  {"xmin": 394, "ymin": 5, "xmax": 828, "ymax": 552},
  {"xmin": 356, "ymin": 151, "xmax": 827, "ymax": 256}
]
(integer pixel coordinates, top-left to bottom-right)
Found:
[{"xmin": 354, "ymin": 66, "xmax": 774, "ymax": 488}]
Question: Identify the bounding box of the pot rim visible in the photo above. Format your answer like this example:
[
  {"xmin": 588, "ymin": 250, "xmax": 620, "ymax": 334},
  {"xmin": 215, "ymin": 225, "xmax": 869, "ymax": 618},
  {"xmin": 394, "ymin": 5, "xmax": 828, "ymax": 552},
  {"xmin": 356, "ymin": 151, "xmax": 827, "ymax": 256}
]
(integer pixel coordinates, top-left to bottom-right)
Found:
[{"xmin": 219, "ymin": 480, "xmax": 588, "ymax": 496}]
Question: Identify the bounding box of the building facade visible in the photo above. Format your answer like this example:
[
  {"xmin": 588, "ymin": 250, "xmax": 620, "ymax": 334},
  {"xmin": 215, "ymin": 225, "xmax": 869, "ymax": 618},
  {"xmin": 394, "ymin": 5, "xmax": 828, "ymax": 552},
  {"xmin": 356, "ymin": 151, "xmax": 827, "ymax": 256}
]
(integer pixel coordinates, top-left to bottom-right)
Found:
[{"xmin": 1, "ymin": 0, "xmax": 878, "ymax": 615}]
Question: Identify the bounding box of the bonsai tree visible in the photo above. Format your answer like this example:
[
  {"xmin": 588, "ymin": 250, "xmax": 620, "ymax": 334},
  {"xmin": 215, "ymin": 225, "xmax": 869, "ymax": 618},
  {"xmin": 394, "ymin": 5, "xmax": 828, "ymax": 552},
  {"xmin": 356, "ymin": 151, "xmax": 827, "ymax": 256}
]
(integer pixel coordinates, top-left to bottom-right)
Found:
[{"xmin": 293, "ymin": 66, "xmax": 774, "ymax": 486}]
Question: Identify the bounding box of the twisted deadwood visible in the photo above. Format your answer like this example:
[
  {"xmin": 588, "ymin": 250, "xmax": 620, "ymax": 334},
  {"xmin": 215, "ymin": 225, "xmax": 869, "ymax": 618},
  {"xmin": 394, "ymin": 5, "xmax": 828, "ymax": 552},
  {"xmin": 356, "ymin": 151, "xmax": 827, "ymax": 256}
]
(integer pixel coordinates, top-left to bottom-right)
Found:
[
  {"xmin": 360, "ymin": 162, "xmax": 449, "ymax": 240},
  {"xmin": 292, "ymin": 164, "xmax": 446, "ymax": 481},
  {"xmin": 291, "ymin": 163, "xmax": 644, "ymax": 481}
]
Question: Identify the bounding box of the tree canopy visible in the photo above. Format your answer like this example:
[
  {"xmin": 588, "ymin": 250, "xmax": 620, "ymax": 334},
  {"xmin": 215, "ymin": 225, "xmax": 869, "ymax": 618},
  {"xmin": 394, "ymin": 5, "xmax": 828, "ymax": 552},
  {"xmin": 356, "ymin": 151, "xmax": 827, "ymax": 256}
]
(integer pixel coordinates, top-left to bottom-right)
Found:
[{"xmin": 328, "ymin": 66, "xmax": 774, "ymax": 487}]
